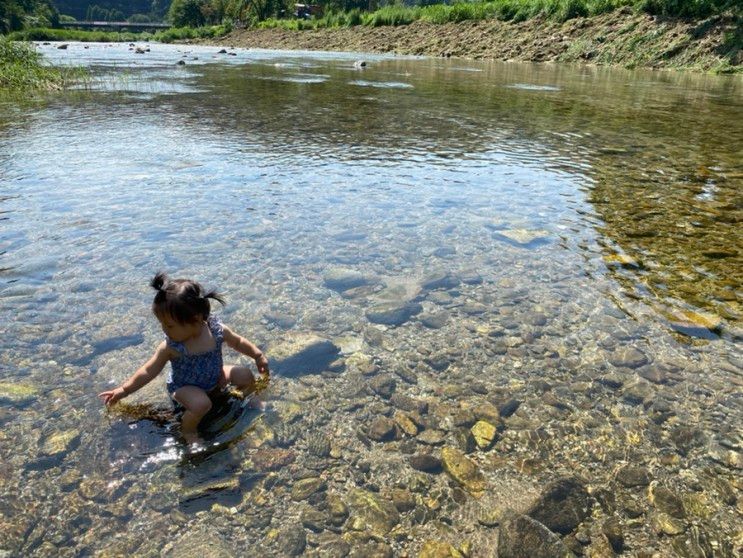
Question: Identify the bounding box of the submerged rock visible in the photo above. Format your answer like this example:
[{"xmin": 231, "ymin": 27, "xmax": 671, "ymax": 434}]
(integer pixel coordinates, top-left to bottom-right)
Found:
[
  {"xmin": 0, "ymin": 381, "xmax": 39, "ymax": 405},
  {"xmin": 667, "ymin": 309, "xmax": 723, "ymax": 337},
  {"xmin": 498, "ymin": 514, "xmax": 575, "ymax": 558},
  {"xmin": 40, "ymin": 429, "xmax": 80, "ymax": 456},
  {"xmin": 409, "ymin": 453, "xmax": 443, "ymax": 473},
  {"xmin": 291, "ymin": 477, "xmax": 326, "ymax": 501},
  {"xmin": 366, "ymin": 302, "xmax": 422, "ymax": 326},
  {"xmin": 162, "ymin": 527, "xmax": 235, "ymax": 557},
  {"xmin": 368, "ymin": 416, "xmax": 398, "ymax": 442},
  {"xmin": 525, "ymin": 476, "xmax": 590, "ymax": 535},
  {"xmin": 609, "ymin": 346, "xmax": 648, "ymax": 369},
  {"xmin": 345, "ymin": 489, "xmax": 400, "ymax": 536},
  {"xmin": 251, "ymin": 447, "xmax": 295, "ymax": 472},
  {"xmin": 471, "ymin": 420, "xmax": 498, "ymax": 450},
  {"xmin": 648, "ymin": 483, "xmax": 685, "ymax": 518},
  {"xmin": 419, "ymin": 540, "xmax": 465, "ymax": 558},
  {"xmin": 494, "ymin": 228, "xmax": 551, "ymax": 247},
  {"xmin": 269, "ymin": 332, "xmax": 341, "ymax": 376},
  {"xmin": 441, "ymin": 447, "xmax": 486, "ymax": 495},
  {"xmin": 616, "ymin": 465, "xmax": 651, "ymax": 487},
  {"xmin": 323, "ymin": 268, "xmax": 377, "ymax": 292},
  {"xmin": 277, "ymin": 523, "xmax": 307, "ymax": 556}
]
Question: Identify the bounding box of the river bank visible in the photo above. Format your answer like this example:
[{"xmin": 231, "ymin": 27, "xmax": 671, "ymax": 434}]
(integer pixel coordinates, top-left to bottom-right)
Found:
[{"xmin": 204, "ymin": 8, "xmax": 741, "ymax": 72}]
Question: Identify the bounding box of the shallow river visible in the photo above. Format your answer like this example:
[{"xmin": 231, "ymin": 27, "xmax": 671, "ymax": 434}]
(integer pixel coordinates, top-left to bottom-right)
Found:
[{"xmin": 0, "ymin": 42, "xmax": 741, "ymax": 557}]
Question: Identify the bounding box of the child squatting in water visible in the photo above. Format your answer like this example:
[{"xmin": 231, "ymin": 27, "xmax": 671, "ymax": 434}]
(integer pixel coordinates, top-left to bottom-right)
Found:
[{"xmin": 98, "ymin": 272, "xmax": 269, "ymax": 444}]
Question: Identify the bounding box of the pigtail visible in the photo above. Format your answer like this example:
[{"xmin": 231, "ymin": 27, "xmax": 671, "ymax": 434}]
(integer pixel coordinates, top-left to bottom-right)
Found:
[
  {"xmin": 150, "ymin": 272, "xmax": 168, "ymax": 292},
  {"xmin": 204, "ymin": 289, "xmax": 226, "ymax": 307}
]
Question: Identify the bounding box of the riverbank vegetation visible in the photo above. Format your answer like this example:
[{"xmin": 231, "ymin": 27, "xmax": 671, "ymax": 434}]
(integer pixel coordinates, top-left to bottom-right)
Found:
[
  {"xmin": 7, "ymin": 24, "xmax": 232, "ymax": 43},
  {"xmin": 148, "ymin": 0, "xmax": 741, "ymax": 30},
  {"xmin": 0, "ymin": 38, "xmax": 86, "ymax": 91}
]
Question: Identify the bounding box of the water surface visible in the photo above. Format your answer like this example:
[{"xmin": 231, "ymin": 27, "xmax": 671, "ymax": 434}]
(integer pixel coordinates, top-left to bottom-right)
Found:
[{"xmin": 1, "ymin": 42, "xmax": 741, "ymax": 556}]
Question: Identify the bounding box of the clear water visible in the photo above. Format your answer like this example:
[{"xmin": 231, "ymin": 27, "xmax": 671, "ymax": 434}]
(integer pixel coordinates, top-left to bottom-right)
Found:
[{"xmin": 0, "ymin": 42, "xmax": 741, "ymax": 556}]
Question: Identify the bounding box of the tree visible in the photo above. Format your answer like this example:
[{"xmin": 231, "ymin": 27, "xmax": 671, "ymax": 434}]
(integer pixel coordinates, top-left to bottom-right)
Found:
[{"xmin": 168, "ymin": 0, "xmax": 208, "ymax": 26}]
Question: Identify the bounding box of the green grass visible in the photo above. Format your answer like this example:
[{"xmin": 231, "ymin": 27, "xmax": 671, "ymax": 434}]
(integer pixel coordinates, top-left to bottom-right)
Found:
[
  {"xmin": 0, "ymin": 38, "xmax": 87, "ymax": 91},
  {"xmin": 7, "ymin": 23, "xmax": 231, "ymax": 43},
  {"xmin": 254, "ymin": 0, "xmax": 739, "ymax": 32}
]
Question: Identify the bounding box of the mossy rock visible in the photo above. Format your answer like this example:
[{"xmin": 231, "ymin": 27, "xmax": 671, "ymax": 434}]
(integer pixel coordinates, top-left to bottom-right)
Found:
[
  {"xmin": 441, "ymin": 447, "xmax": 487, "ymax": 496},
  {"xmin": 0, "ymin": 381, "xmax": 39, "ymax": 404}
]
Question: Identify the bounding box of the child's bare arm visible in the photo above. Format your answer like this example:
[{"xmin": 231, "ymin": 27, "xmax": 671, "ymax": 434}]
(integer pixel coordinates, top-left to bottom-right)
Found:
[
  {"xmin": 98, "ymin": 342, "xmax": 172, "ymax": 406},
  {"xmin": 223, "ymin": 325, "xmax": 269, "ymax": 375}
]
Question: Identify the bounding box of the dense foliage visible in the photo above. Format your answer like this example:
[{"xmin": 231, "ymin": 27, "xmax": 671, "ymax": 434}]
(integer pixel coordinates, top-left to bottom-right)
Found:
[{"xmin": 1, "ymin": 0, "xmax": 59, "ymax": 33}]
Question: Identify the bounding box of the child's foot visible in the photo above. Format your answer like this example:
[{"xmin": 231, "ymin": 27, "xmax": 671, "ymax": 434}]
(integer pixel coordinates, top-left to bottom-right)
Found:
[{"xmin": 182, "ymin": 431, "xmax": 203, "ymax": 446}]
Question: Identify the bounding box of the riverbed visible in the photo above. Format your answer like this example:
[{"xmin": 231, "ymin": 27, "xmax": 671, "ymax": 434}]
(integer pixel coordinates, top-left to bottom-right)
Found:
[{"xmin": 0, "ymin": 42, "xmax": 741, "ymax": 556}]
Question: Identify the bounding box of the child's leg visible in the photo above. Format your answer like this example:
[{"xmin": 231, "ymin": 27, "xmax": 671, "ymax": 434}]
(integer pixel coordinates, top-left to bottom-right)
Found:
[
  {"xmin": 173, "ymin": 385, "xmax": 212, "ymax": 443},
  {"xmin": 222, "ymin": 365, "xmax": 256, "ymax": 394}
]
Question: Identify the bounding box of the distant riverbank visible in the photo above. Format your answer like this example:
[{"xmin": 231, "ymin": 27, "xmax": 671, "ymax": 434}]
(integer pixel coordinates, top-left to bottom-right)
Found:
[{"xmin": 203, "ymin": 8, "xmax": 741, "ymax": 73}]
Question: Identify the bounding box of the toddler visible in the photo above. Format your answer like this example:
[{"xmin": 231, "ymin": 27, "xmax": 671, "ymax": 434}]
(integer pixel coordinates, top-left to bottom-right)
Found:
[{"xmin": 99, "ymin": 272, "xmax": 269, "ymax": 444}]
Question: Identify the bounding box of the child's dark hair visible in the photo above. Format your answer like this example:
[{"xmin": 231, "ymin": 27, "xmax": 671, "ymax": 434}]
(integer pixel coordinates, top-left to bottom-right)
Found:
[{"xmin": 150, "ymin": 272, "xmax": 225, "ymax": 324}]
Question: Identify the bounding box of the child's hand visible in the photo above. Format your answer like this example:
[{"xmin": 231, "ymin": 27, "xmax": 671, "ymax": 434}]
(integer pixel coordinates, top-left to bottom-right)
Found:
[
  {"xmin": 98, "ymin": 387, "xmax": 127, "ymax": 407},
  {"xmin": 255, "ymin": 354, "xmax": 270, "ymax": 376}
]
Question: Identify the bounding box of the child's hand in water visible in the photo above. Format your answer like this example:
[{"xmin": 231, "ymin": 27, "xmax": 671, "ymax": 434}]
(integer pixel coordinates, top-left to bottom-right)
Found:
[
  {"xmin": 255, "ymin": 353, "xmax": 270, "ymax": 376},
  {"xmin": 98, "ymin": 387, "xmax": 127, "ymax": 406}
]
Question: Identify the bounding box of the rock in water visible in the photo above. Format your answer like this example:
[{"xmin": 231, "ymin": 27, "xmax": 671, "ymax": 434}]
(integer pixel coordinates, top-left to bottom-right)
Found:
[
  {"xmin": 0, "ymin": 382, "xmax": 39, "ymax": 405},
  {"xmin": 346, "ymin": 489, "xmax": 400, "ymax": 536},
  {"xmin": 525, "ymin": 476, "xmax": 590, "ymax": 534},
  {"xmin": 471, "ymin": 420, "xmax": 498, "ymax": 450},
  {"xmin": 269, "ymin": 332, "xmax": 340, "ymax": 376},
  {"xmin": 494, "ymin": 228, "xmax": 551, "ymax": 247},
  {"xmin": 441, "ymin": 447, "xmax": 487, "ymax": 495},
  {"xmin": 323, "ymin": 267, "xmax": 376, "ymax": 292},
  {"xmin": 162, "ymin": 528, "xmax": 235, "ymax": 557},
  {"xmin": 498, "ymin": 514, "xmax": 575, "ymax": 558},
  {"xmin": 366, "ymin": 302, "xmax": 422, "ymax": 326}
]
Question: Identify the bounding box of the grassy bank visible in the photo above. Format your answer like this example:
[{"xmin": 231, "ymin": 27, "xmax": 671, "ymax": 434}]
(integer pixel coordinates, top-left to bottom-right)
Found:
[
  {"xmin": 0, "ymin": 39, "xmax": 87, "ymax": 91},
  {"xmin": 7, "ymin": 23, "xmax": 232, "ymax": 44},
  {"xmin": 258, "ymin": 0, "xmax": 740, "ymax": 31},
  {"xmin": 221, "ymin": 7, "xmax": 741, "ymax": 73}
]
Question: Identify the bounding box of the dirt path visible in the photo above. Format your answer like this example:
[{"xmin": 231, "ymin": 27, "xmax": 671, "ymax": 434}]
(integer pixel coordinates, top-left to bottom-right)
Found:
[{"xmin": 200, "ymin": 9, "xmax": 740, "ymax": 72}]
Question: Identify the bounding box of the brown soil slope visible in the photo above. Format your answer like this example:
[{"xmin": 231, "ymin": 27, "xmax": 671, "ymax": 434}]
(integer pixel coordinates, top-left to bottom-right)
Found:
[{"xmin": 206, "ymin": 8, "xmax": 741, "ymax": 72}]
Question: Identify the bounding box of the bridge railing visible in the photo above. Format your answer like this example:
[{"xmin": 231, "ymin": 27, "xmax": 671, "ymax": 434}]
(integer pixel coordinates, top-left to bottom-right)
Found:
[{"xmin": 58, "ymin": 21, "xmax": 172, "ymax": 32}]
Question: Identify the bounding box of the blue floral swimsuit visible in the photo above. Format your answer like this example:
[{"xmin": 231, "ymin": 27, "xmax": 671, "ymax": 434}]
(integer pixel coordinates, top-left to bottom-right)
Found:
[{"xmin": 166, "ymin": 316, "xmax": 224, "ymax": 396}]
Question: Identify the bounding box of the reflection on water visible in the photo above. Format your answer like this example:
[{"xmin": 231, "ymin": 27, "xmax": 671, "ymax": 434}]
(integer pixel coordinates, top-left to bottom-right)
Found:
[{"xmin": 0, "ymin": 42, "xmax": 741, "ymax": 556}]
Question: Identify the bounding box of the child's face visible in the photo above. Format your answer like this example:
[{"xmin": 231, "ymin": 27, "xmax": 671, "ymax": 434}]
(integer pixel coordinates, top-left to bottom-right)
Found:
[{"xmin": 157, "ymin": 314, "xmax": 202, "ymax": 342}]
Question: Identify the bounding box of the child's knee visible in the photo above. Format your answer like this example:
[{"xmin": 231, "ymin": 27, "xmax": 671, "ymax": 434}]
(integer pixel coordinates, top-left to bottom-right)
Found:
[{"xmin": 190, "ymin": 397, "xmax": 212, "ymax": 417}]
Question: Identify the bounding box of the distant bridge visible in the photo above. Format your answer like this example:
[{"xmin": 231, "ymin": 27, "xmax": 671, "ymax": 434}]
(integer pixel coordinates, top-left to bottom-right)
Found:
[{"xmin": 59, "ymin": 21, "xmax": 171, "ymax": 32}]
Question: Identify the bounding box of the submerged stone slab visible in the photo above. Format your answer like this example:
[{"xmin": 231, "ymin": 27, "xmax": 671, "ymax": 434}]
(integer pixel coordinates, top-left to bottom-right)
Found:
[
  {"xmin": 494, "ymin": 228, "xmax": 551, "ymax": 247},
  {"xmin": 323, "ymin": 268, "xmax": 378, "ymax": 292},
  {"xmin": 269, "ymin": 332, "xmax": 341, "ymax": 376},
  {"xmin": 366, "ymin": 302, "xmax": 423, "ymax": 326}
]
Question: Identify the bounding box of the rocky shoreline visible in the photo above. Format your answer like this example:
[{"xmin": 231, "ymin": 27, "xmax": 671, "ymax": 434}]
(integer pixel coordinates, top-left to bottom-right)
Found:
[{"xmin": 204, "ymin": 8, "xmax": 742, "ymax": 73}]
